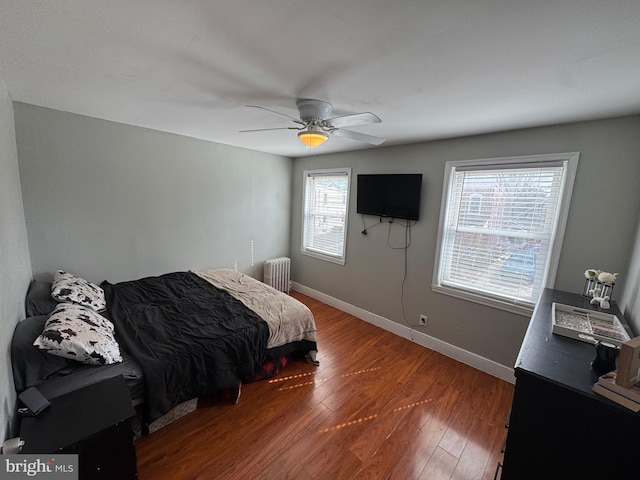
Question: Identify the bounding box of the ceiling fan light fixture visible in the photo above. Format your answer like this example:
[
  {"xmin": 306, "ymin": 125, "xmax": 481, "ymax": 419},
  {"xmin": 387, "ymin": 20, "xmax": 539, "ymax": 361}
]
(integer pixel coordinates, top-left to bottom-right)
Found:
[
  {"xmin": 243, "ymin": 100, "xmax": 385, "ymax": 147},
  {"xmin": 298, "ymin": 128, "xmax": 328, "ymax": 147}
]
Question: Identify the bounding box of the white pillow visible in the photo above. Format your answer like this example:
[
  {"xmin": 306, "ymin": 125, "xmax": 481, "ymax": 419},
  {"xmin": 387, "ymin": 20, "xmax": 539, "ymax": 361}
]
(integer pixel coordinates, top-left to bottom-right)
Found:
[
  {"xmin": 33, "ymin": 303, "xmax": 122, "ymax": 365},
  {"xmin": 51, "ymin": 270, "xmax": 106, "ymax": 311}
]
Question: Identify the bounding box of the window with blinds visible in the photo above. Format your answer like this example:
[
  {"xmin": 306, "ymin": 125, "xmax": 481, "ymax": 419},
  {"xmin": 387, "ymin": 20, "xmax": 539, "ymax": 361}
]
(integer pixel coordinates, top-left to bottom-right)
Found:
[
  {"xmin": 301, "ymin": 168, "xmax": 351, "ymax": 265},
  {"xmin": 433, "ymin": 153, "xmax": 579, "ymax": 314}
]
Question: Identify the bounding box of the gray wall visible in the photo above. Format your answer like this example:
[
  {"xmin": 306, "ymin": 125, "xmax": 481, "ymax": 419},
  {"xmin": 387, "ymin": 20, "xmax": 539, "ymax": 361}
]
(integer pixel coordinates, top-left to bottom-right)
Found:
[
  {"xmin": 291, "ymin": 115, "xmax": 640, "ymax": 367},
  {"xmin": 621, "ymin": 221, "xmax": 640, "ymax": 334},
  {"xmin": 8, "ymin": 100, "xmax": 640, "ymax": 427},
  {"xmin": 14, "ymin": 103, "xmax": 292, "ymax": 285},
  {"xmin": 0, "ymin": 88, "xmax": 32, "ymax": 441}
]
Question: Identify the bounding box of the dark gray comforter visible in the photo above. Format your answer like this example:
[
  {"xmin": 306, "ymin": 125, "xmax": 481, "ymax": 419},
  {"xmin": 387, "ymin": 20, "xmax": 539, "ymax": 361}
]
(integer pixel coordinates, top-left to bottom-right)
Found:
[{"xmin": 102, "ymin": 271, "xmax": 269, "ymax": 422}]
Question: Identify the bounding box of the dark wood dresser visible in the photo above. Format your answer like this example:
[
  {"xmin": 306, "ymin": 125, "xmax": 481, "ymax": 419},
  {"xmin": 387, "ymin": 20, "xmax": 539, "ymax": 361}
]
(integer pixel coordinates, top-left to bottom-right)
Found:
[
  {"xmin": 20, "ymin": 375, "xmax": 137, "ymax": 480},
  {"xmin": 500, "ymin": 288, "xmax": 640, "ymax": 479}
]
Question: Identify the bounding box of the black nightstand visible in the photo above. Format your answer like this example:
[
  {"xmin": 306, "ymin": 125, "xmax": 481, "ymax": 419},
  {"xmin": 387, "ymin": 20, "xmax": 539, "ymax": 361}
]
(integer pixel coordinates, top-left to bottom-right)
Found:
[{"xmin": 20, "ymin": 375, "xmax": 138, "ymax": 480}]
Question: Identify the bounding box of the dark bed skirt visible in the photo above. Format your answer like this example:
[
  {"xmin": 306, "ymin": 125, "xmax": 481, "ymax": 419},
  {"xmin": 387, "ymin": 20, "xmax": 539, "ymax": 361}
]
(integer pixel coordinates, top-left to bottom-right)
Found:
[{"xmin": 245, "ymin": 339, "xmax": 317, "ymax": 383}]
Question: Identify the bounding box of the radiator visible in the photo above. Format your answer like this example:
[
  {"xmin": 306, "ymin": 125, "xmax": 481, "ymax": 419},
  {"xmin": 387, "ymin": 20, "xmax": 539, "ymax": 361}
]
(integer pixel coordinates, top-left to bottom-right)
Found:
[{"xmin": 263, "ymin": 257, "xmax": 291, "ymax": 294}]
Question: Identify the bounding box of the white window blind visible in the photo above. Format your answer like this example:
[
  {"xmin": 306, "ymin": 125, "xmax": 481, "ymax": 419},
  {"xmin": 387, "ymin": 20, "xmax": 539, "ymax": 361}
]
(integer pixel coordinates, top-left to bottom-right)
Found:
[
  {"xmin": 434, "ymin": 154, "xmax": 578, "ymax": 312},
  {"xmin": 302, "ymin": 168, "xmax": 351, "ymax": 265}
]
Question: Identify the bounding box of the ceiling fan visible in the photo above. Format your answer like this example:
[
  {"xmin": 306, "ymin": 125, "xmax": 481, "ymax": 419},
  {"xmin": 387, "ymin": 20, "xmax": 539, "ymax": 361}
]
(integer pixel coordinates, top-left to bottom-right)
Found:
[{"xmin": 240, "ymin": 99, "xmax": 385, "ymax": 147}]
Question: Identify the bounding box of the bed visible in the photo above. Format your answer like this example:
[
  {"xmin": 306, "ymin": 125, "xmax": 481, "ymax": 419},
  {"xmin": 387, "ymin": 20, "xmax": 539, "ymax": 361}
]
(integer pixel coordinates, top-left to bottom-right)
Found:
[{"xmin": 12, "ymin": 268, "xmax": 318, "ymax": 428}]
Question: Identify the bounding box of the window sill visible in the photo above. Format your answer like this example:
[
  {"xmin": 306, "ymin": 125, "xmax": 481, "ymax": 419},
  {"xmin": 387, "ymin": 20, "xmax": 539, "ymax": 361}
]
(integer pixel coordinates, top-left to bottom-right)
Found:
[
  {"xmin": 431, "ymin": 284, "xmax": 534, "ymax": 317},
  {"xmin": 301, "ymin": 249, "xmax": 346, "ymax": 265}
]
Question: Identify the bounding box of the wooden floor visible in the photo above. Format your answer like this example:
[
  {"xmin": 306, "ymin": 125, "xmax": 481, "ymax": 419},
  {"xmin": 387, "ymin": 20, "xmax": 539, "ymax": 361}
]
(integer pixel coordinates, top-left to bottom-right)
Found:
[{"xmin": 135, "ymin": 291, "xmax": 514, "ymax": 480}]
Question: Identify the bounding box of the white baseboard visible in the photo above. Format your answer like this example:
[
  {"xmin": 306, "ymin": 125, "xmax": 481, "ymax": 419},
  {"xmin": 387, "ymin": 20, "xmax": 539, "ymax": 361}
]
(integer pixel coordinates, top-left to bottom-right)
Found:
[{"xmin": 292, "ymin": 282, "xmax": 516, "ymax": 385}]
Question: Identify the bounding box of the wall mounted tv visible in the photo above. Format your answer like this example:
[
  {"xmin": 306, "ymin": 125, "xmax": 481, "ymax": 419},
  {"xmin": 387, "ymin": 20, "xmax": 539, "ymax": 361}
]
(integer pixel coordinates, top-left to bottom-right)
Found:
[{"xmin": 357, "ymin": 173, "xmax": 423, "ymax": 221}]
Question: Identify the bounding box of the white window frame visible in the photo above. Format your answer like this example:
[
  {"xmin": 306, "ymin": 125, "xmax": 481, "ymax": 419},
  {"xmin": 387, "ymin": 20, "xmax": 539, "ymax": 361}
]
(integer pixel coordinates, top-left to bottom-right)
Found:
[
  {"xmin": 432, "ymin": 152, "xmax": 579, "ymax": 316},
  {"xmin": 301, "ymin": 167, "xmax": 351, "ymax": 265}
]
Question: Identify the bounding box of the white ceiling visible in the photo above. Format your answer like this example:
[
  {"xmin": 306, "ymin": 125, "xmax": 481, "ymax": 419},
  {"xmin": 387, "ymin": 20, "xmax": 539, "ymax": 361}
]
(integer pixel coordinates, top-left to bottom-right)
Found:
[{"xmin": 2, "ymin": 1, "xmax": 640, "ymax": 158}]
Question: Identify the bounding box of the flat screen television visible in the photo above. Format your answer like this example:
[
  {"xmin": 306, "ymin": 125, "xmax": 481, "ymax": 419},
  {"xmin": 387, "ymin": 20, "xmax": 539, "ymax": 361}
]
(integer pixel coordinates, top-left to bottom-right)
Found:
[{"xmin": 357, "ymin": 173, "xmax": 423, "ymax": 221}]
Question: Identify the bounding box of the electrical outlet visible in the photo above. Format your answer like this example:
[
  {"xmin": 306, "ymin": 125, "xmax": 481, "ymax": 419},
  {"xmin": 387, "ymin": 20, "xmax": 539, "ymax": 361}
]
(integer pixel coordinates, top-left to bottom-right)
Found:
[{"xmin": 419, "ymin": 314, "xmax": 428, "ymax": 326}]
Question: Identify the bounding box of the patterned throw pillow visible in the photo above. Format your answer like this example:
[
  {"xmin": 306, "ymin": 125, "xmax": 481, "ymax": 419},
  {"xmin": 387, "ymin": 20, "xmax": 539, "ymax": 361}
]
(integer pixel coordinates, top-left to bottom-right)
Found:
[
  {"xmin": 33, "ymin": 303, "xmax": 122, "ymax": 365},
  {"xmin": 50, "ymin": 270, "xmax": 107, "ymax": 311}
]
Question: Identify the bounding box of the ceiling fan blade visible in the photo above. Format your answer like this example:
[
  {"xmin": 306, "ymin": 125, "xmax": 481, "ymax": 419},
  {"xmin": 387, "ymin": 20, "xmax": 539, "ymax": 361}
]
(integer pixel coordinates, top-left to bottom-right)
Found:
[
  {"xmin": 331, "ymin": 128, "xmax": 385, "ymax": 145},
  {"xmin": 245, "ymin": 105, "xmax": 305, "ymax": 125},
  {"xmin": 239, "ymin": 126, "xmax": 302, "ymax": 132},
  {"xmin": 325, "ymin": 112, "xmax": 381, "ymax": 128}
]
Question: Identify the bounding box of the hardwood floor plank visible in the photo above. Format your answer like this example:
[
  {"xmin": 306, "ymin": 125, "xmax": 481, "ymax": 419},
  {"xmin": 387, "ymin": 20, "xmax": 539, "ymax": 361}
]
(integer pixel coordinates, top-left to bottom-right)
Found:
[
  {"xmin": 387, "ymin": 418, "xmax": 448, "ymax": 480},
  {"xmin": 418, "ymin": 446, "xmax": 459, "ymax": 480},
  {"xmin": 480, "ymin": 424, "xmax": 507, "ymax": 480},
  {"xmin": 304, "ymin": 439, "xmax": 364, "ymax": 479},
  {"xmin": 450, "ymin": 414, "xmax": 497, "ymax": 480},
  {"xmin": 438, "ymin": 399, "xmax": 476, "ymax": 457},
  {"xmin": 135, "ymin": 290, "xmax": 514, "ymax": 480},
  {"xmin": 351, "ymin": 417, "xmax": 421, "ymax": 480}
]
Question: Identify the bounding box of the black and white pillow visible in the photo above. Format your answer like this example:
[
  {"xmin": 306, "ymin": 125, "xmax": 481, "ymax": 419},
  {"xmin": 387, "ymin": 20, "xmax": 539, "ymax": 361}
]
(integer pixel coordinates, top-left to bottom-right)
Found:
[
  {"xmin": 33, "ymin": 303, "xmax": 122, "ymax": 365},
  {"xmin": 50, "ymin": 270, "xmax": 106, "ymax": 312}
]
